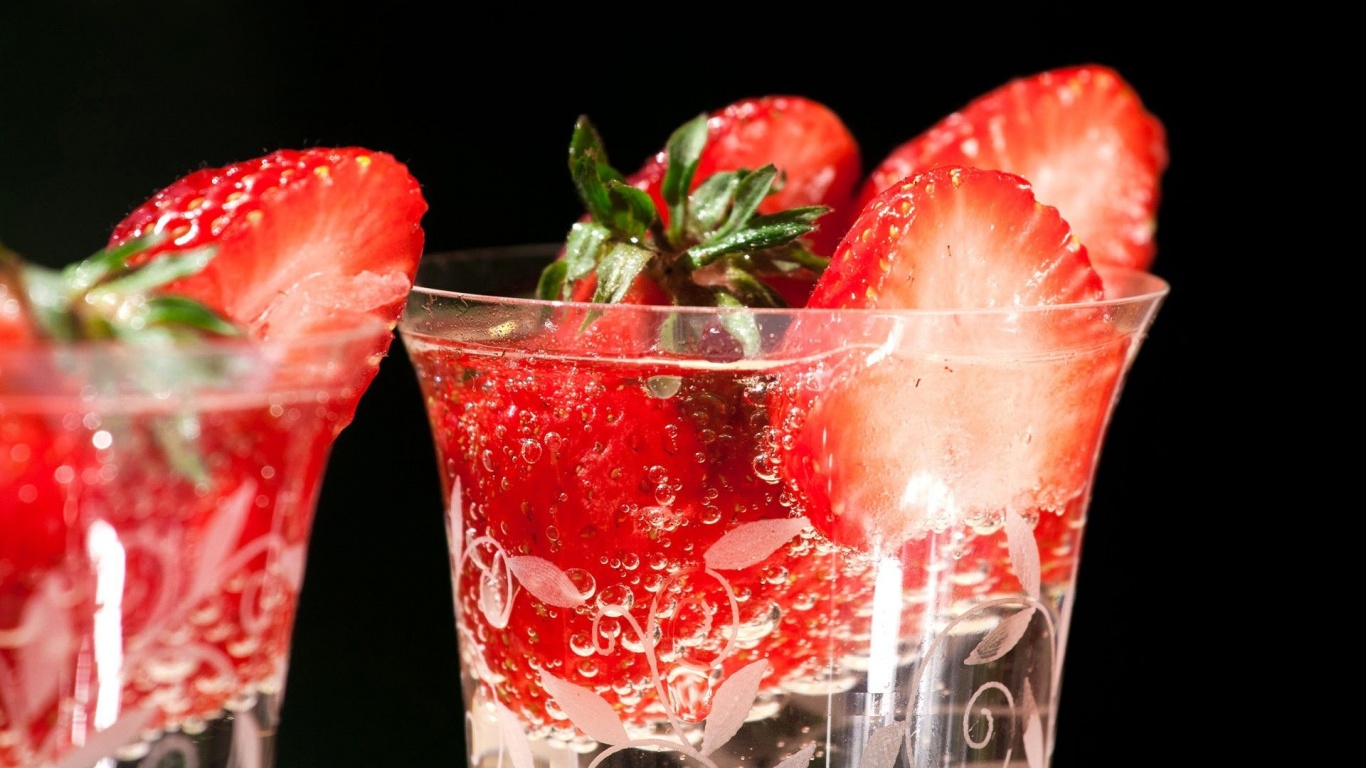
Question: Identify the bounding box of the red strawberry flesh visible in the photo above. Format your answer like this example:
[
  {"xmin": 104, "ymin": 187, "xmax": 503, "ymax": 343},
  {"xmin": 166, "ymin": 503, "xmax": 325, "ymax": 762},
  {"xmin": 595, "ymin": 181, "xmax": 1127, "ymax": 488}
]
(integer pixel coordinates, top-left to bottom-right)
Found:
[
  {"xmin": 785, "ymin": 166, "xmax": 1125, "ymax": 551},
  {"xmin": 856, "ymin": 65, "xmax": 1167, "ymax": 272},
  {"xmin": 109, "ymin": 148, "xmax": 426, "ymax": 344}
]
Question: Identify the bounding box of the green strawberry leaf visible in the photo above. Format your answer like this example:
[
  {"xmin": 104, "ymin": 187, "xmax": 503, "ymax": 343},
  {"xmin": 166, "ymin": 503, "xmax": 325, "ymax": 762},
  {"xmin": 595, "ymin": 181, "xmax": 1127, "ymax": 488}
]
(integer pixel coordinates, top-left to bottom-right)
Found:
[
  {"xmin": 661, "ymin": 113, "xmax": 708, "ymax": 245},
  {"xmin": 571, "ymin": 151, "xmax": 617, "ymax": 228},
  {"xmin": 689, "ymin": 171, "xmax": 741, "ymax": 237},
  {"xmin": 19, "ymin": 262, "xmax": 77, "ymax": 340},
  {"xmin": 714, "ymin": 292, "xmax": 761, "ymax": 357},
  {"xmin": 570, "ymin": 115, "xmax": 611, "ymax": 172},
  {"xmin": 716, "ymin": 262, "xmax": 785, "ymax": 308},
  {"xmin": 89, "ymin": 245, "xmax": 216, "ymax": 298},
  {"xmin": 138, "ymin": 295, "xmax": 242, "ymax": 336},
  {"xmin": 592, "ymin": 243, "xmax": 653, "ymax": 305},
  {"xmin": 685, "ymin": 206, "xmax": 830, "ymax": 268},
  {"xmin": 537, "ymin": 260, "xmax": 569, "ymax": 301},
  {"xmin": 605, "ymin": 180, "xmax": 657, "ymax": 241},
  {"xmin": 708, "ymin": 165, "xmax": 778, "ymax": 243}
]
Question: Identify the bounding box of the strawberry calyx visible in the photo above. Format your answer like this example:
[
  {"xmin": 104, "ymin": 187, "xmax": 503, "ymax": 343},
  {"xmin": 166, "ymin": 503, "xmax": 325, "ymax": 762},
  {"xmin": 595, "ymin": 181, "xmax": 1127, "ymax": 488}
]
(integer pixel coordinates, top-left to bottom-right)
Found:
[
  {"xmin": 2, "ymin": 236, "xmax": 244, "ymax": 483},
  {"xmin": 2, "ymin": 234, "xmax": 239, "ymax": 345},
  {"xmin": 538, "ymin": 114, "xmax": 832, "ymax": 353}
]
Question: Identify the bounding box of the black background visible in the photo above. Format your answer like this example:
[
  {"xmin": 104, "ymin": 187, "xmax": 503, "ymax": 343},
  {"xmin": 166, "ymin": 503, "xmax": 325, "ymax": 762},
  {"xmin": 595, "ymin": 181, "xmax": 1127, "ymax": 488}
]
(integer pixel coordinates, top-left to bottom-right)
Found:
[{"xmin": 2, "ymin": 4, "xmax": 1223, "ymax": 766}]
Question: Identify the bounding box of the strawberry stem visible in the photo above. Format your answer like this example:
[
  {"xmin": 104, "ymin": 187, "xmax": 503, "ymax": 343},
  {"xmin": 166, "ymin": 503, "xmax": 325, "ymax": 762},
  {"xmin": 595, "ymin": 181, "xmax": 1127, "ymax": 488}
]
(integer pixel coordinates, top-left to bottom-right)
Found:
[{"xmin": 541, "ymin": 112, "xmax": 834, "ymax": 356}]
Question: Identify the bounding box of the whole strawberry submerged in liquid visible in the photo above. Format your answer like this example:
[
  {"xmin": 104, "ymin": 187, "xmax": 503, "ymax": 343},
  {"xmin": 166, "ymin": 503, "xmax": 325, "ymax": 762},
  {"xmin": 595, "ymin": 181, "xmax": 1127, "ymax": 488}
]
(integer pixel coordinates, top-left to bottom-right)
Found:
[
  {"xmin": 422, "ymin": 108, "xmax": 880, "ymax": 741},
  {"xmin": 1, "ymin": 147, "xmax": 425, "ymax": 766}
]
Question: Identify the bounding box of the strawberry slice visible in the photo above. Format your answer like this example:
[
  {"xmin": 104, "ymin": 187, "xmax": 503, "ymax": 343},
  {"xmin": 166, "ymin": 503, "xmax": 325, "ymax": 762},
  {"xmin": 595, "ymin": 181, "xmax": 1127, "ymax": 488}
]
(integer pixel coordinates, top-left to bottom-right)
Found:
[
  {"xmin": 109, "ymin": 147, "xmax": 427, "ymax": 344},
  {"xmin": 855, "ymin": 65, "xmax": 1167, "ymax": 272},
  {"xmin": 781, "ymin": 166, "xmax": 1127, "ymax": 550}
]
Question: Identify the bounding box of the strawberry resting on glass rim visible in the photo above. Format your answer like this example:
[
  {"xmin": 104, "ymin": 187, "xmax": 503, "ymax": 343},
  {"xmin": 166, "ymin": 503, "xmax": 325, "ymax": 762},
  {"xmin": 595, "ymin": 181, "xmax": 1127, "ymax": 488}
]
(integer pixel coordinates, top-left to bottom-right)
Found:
[{"xmin": 1, "ymin": 147, "xmax": 426, "ymax": 766}]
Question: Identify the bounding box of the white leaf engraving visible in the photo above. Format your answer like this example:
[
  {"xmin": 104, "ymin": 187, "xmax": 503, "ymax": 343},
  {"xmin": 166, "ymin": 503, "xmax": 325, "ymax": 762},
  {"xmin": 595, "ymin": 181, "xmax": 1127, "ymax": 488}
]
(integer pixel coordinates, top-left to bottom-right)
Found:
[
  {"xmin": 704, "ymin": 516, "xmax": 810, "ymax": 570},
  {"xmin": 506, "ymin": 556, "xmax": 586, "ymax": 608},
  {"xmin": 496, "ymin": 701, "xmax": 536, "ymax": 768},
  {"xmin": 190, "ymin": 479, "xmax": 257, "ymax": 600},
  {"xmin": 774, "ymin": 743, "xmax": 817, "ymax": 768},
  {"xmin": 861, "ymin": 721, "xmax": 905, "ymax": 768},
  {"xmin": 540, "ymin": 670, "xmax": 629, "ymax": 745},
  {"xmin": 1022, "ymin": 678, "xmax": 1045, "ymax": 768},
  {"xmin": 701, "ymin": 659, "xmax": 769, "ymax": 756},
  {"xmin": 3, "ymin": 575, "xmax": 75, "ymax": 725},
  {"xmin": 965, "ymin": 607, "xmax": 1036, "ymax": 665},
  {"xmin": 1004, "ymin": 511, "xmax": 1041, "ymax": 599}
]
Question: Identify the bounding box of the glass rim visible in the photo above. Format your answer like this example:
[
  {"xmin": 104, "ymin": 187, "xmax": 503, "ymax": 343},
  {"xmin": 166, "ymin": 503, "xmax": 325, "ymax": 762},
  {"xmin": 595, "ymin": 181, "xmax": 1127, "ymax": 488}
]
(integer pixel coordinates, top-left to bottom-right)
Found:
[
  {"xmin": 406, "ymin": 244, "xmax": 1171, "ymax": 319},
  {"xmin": 0, "ymin": 312, "xmax": 394, "ymax": 408}
]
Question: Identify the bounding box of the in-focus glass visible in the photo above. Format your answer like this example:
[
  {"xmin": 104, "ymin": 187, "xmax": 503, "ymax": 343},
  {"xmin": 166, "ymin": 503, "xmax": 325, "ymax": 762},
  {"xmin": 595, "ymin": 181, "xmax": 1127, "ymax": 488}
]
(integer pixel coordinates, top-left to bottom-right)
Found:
[
  {"xmin": 1, "ymin": 316, "xmax": 391, "ymax": 768},
  {"xmin": 400, "ymin": 246, "xmax": 1167, "ymax": 768}
]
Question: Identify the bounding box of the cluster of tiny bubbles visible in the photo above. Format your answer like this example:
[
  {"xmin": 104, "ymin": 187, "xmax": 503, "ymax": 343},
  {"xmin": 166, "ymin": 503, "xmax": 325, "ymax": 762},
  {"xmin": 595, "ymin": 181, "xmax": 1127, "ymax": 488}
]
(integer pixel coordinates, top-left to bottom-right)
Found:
[{"xmin": 641, "ymin": 505, "xmax": 684, "ymax": 533}]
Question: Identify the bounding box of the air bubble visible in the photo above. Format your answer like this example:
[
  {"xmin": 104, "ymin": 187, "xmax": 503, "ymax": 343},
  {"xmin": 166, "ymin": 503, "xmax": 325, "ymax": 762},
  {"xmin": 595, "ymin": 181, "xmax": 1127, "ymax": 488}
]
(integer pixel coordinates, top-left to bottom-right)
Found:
[
  {"xmin": 544, "ymin": 432, "xmax": 563, "ymax": 452},
  {"xmin": 563, "ymin": 568, "xmax": 596, "ymax": 600},
  {"xmin": 646, "ymin": 376, "xmax": 682, "ymax": 398},
  {"xmin": 569, "ymin": 632, "xmax": 595, "ymax": 657},
  {"xmin": 520, "ymin": 439, "xmax": 543, "ymax": 463},
  {"xmin": 596, "ymin": 584, "xmax": 635, "ymax": 616},
  {"xmin": 654, "ymin": 485, "xmax": 676, "ymax": 506}
]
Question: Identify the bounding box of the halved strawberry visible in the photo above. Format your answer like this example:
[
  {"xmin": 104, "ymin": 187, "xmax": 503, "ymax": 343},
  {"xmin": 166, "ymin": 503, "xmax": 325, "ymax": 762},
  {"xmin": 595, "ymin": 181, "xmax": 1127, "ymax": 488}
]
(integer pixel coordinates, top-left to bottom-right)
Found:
[
  {"xmin": 109, "ymin": 147, "xmax": 426, "ymax": 344},
  {"xmin": 781, "ymin": 166, "xmax": 1128, "ymax": 550},
  {"xmin": 855, "ymin": 65, "xmax": 1167, "ymax": 272}
]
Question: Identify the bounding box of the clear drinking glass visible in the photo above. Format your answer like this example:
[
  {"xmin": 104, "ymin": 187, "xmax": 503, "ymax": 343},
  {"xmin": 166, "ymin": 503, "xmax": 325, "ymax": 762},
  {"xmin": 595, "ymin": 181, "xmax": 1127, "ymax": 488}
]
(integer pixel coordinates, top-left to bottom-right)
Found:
[
  {"xmin": 399, "ymin": 246, "xmax": 1167, "ymax": 768},
  {"xmin": 0, "ymin": 315, "xmax": 392, "ymax": 768}
]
